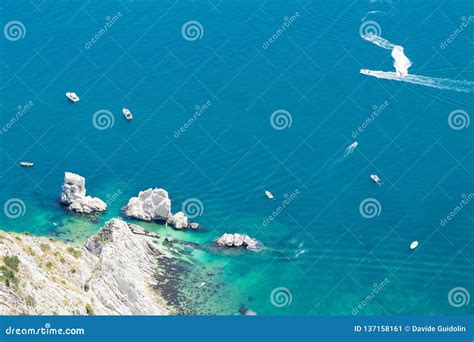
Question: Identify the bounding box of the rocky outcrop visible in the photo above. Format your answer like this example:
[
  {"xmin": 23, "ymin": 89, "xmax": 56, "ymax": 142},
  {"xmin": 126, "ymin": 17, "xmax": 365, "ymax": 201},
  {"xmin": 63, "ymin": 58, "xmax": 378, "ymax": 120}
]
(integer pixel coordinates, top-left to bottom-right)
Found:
[
  {"xmin": 60, "ymin": 172, "xmax": 106, "ymax": 214},
  {"xmin": 216, "ymin": 233, "xmax": 262, "ymax": 251},
  {"xmin": 124, "ymin": 189, "xmax": 199, "ymax": 230},
  {"xmin": 0, "ymin": 219, "xmax": 169, "ymax": 315},
  {"xmin": 123, "ymin": 188, "xmax": 171, "ymax": 221},
  {"xmin": 127, "ymin": 223, "xmax": 160, "ymax": 238},
  {"xmin": 167, "ymin": 211, "xmax": 188, "ymax": 229}
]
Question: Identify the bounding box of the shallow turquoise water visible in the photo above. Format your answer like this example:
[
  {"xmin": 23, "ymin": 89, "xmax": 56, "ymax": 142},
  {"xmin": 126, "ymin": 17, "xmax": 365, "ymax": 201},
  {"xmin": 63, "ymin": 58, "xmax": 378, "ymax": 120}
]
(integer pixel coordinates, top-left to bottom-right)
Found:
[{"xmin": 1, "ymin": 0, "xmax": 473, "ymax": 315}]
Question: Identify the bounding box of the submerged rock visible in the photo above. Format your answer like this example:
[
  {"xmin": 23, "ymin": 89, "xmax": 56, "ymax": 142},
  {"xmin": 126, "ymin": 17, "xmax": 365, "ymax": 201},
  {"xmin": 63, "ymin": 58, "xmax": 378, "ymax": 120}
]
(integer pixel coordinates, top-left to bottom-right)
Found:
[
  {"xmin": 124, "ymin": 188, "xmax": 171, "ymax": 221},
  {"xmin": 60, "ymin": 172, "xmax": 106, "ymax": 214},
  {"xmin": 216, "ymin": 233, "xmax": 262, "ymax": 251}
]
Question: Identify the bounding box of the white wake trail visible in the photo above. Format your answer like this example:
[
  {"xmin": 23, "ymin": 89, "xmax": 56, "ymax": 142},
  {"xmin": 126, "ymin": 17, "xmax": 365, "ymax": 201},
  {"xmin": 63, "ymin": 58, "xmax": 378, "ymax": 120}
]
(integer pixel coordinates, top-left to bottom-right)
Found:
[
  {"xmin": 361, "ymin": 33, "xmax": 473, "ymax": 92},
  {"xmin": 362, "ymin": 34, "xmax": 412, "ymax": 76},
  {"xmin": 360, "ymin": 70, "xmax": 474, "ymax": 93}
]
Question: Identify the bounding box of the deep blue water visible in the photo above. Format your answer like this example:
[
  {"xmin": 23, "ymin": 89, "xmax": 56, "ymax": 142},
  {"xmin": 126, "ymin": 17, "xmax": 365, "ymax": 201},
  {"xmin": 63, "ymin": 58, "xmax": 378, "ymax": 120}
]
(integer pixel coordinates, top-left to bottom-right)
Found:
[{"xmin": 1, "ymin": 0, "xmax": 473, "ymax": 315}]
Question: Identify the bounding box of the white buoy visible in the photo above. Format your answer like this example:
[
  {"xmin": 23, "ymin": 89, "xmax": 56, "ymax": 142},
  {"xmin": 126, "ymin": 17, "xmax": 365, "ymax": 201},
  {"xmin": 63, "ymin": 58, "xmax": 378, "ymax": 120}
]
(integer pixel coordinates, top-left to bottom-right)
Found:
[{"xmin": 410, "ymin": 240, "xmax": 419, "ymax": 250}]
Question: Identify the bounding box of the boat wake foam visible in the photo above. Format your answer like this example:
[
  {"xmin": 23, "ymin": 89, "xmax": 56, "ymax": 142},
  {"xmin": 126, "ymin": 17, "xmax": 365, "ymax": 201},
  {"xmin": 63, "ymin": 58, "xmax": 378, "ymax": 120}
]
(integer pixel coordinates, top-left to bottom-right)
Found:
[
  {"xmin": 332, "ymin": 142, "xmax": 358, "ymax": 166},
  {"xmin": 359, "ymin": 70, "xmax": 474, "ymax": 93},
  {"xmin": 361, "ymin": 11, "xmax": 385, "ymax": 22},
  {"xmin": 361, "ymin": 34, "xmax": 412, "ymax": 76},
  {"xmin": 360, "ymin": 34, "xmax": 473, "ymax": 92}
]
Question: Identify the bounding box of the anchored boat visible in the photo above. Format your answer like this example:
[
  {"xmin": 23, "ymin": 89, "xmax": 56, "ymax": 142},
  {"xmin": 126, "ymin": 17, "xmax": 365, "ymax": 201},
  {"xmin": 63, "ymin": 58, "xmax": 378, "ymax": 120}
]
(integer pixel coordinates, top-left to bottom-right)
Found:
[
  {"xmin": 265, "ymin": 190, "xmax": 274, "ymax": 199},
  {"xmin": 410, "ymin": 240, "xmax": 419, "ymax": 250},
  {"xmin": 65, "ymin": 92, "xmax": 80, "ymax": 103},
  {"xmin": 370, "ymin": 174, "xmax": 382, "ymax": 186},
  {"xmin": 122, "ymin": 108, "xmax": 133, "ymax": 120},
  {"xmin": 20, "ymin": 161, "xmax": 34, "ymax": 167}
]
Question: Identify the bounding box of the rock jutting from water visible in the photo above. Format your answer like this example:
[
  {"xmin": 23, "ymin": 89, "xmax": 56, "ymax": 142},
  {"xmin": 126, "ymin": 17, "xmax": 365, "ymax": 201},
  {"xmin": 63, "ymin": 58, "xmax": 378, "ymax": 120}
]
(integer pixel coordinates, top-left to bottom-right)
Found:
[
  {"xmin": 124, "ymin": 188, "xmax": 171, "ymax": 221},
  {"xmin": 60, "ymin": 172, "xmax": 107, "ymax": 214},
  {"xmin": 0, "ymin": 218, "xmax": 170, "ymax": 315},
  {"xmin": 216, "ymin": 233, "xmax": 262, "ymax": 251},
  {"xmin": 124, "ymin": 188, "xmax": 199, "ymax": 230},
  {"xmin": 167, "ymin": 211, "xmax": 189, "ymax": 229}
]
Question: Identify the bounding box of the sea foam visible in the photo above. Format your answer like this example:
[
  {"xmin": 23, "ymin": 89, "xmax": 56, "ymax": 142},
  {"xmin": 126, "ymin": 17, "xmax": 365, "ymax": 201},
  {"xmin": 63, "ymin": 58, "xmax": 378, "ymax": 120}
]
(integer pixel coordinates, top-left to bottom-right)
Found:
[
  {"xmin": 362, "ymin": 34, "xmax": 412, "ymax": 76},
  {"xmin": 359, "ymin": 70, "xmax": 474, "ymax": 93},
  {"xmin": 361, "ymin": 33, "xmax": 473, "ymax": 92}
]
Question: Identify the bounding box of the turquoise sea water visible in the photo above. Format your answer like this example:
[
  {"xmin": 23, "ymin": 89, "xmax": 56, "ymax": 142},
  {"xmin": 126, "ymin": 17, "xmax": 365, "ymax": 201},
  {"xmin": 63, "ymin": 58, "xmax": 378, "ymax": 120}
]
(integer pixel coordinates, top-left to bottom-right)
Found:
[{"xmin": 1, "ymin": 0, "xmax": 473, "ymax": 315}]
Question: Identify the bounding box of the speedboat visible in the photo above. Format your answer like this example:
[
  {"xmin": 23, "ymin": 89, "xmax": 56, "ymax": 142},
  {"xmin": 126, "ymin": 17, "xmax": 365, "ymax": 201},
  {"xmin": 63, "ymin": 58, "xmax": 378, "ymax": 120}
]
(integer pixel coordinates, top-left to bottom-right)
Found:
[
  {"xmin": 65, "ymin": 92, "xmax": 80, "ymax": 103},
  {"xmin": 122, "ymin": 108, "xmax": 133, "ymax": 120},
  {"xmin": 20, "ymin": 161, "xmax": 34, "ymax": 167},
  {"xmin": 360, "ymin": 69, "xmax": 372, "ymax": 75},
  {"xmin": 265, "ymin": 190, "xmax": 274, "ymax": 199},
  {"xmin": 350, "ymin": 141, "xmax": 358, "ymax": 149},
  {"xmin": 370, "ymin": 174, "xmax": 381, "ymax": 186},
  {"xmin": 410, "ymin": 240, "xmax": 419, "ymax": 250}
]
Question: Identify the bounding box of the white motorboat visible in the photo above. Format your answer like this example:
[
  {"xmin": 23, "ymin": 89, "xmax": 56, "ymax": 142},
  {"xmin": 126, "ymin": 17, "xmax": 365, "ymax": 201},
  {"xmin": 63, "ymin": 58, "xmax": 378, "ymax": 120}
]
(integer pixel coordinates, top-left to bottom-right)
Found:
[
  {"xmin": 370, "ymin": 174, "xmax": 381, "ymax": 186},
  {"xmin": 20, "ymin": 161, "xmax": 34, "ymax": 167},
  {"xmin": 65, "ymin": 92, "xmax": 80, "ymax": 103},
  {"xmin": 265, "ymin": 190, "xmax": 274, "ymax": 199},
  {"xmin": 410, "ymin": 240, "xmax": 419, "ymax": 250},
  {"xmin": 122, "ymin": 108, "xmax": 133, "ymax": 120}
]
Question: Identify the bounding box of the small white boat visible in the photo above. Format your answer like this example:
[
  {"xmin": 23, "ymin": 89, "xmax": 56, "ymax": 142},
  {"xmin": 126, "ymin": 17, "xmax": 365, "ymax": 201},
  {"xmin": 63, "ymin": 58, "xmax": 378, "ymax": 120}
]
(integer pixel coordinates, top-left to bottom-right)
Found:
[
  {"xmin": 122, "ymin": 108, "xmax": 133, "ymax": 120},
  {"xmin": 410, "ymin": 240, "xmax": 419, "ymax": 250},
  {"xmin": 370, "ymin": 174, "xmax": 381, "ymax": 186},
  {"xmin": 65, "ymin": 92, "xmax": 80, "ymax": 103},
  {"xmin": 20, "ymin": 161, "xmax": 34, "ymax": 167},
  {"xmin": 350, "ymin": 141, "xmax": 358, "ymax": 149},
  {"xmin": 360, "ymin": 69, "xmax": 372, "ymax": 76},
  {"xmin": 265, "ymin": 190, "xmax": 274, "ymax": 199}
]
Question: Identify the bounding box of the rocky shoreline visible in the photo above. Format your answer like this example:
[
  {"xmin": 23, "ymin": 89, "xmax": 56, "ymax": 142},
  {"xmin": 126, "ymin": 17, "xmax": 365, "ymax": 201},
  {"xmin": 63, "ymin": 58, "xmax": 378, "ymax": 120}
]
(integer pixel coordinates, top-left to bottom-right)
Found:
[
  {"xmin": 0, "ymin": 172, "xmax": 264, "ymax": 315},
  {"xmin": 0, "ymin": 218, "xmax": 171, "ymax": 315},
  {"xmin": 58, "ymin": 172, "xmax": 261, "ymax": 250}
]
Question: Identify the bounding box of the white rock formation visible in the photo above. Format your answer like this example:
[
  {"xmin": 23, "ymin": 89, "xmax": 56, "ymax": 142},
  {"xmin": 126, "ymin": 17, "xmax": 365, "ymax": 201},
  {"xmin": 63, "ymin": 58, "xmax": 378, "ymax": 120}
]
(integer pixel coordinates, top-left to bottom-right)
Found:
[
  {"xmin": 167, "ymin": 211, "xmax": 189, "ymax": 229},
  {"xmin": 124, "ymin": 188, "xmax": 171, "ymax": 221},
  {"xmin": 60, "ymin": 172, "xmax": 106, "ymax": 214},
  {"xmin": 216, "ymin": 233, "xmax": 262, "ymax": 251},
  {"xmin": 0, "ymin": 219, "xmax": 170, "ymax": 315}
]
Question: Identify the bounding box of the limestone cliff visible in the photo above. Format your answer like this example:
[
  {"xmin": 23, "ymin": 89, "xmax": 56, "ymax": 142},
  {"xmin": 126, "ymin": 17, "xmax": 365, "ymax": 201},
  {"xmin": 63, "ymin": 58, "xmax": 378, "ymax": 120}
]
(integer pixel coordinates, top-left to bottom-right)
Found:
[{"xmin": 0, "ymin": 218, "xmax": 170, "ymax": 315}]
